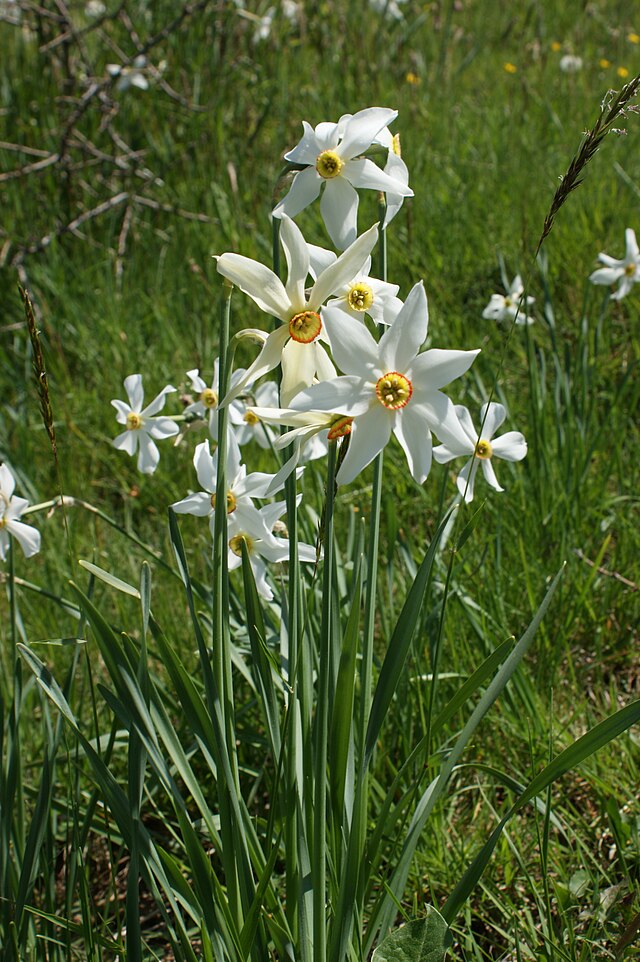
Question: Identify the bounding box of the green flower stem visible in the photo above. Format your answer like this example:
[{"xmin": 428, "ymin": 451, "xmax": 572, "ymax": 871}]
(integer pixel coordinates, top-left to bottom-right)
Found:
[
  {"xmin": 212, "ymin": 279, "xmax": 242, "ymax": 926},
  {"xmin": 313, "ymin": 440, "xmax": 337, "ymax": 962}
]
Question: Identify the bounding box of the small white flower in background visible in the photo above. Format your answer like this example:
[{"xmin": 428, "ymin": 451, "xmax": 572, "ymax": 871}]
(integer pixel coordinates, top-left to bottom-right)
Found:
[
  {"xmin": 273, "ymin": 107, "xmax": 413, "ymax": 249},
  {"xmin": 290, "ymin": 283, "xmax": 479, "ymax": 486},
  {"xmin": 226, "ymin": 500, "xmax": 316, "ymax": 601},
  {"xmin": 559, "ymin": 54, "xmax": 583, "ymax": 73},
  {"xmin": 111, "ymin": 374, "xmax": 178, "ymax": 474},
  {"xmin": 0, "ymin": 464, "xmax": 41, "ymax": 560},
  {"xmin": 482, "ymin": 274, "xmax": 534, "ymax": 326},
  {"xmin": 369, "ymin": 0, "xmax": 407, "ymax": 19},
  {"xmin": 233, "ymin": 381, "xmax": 280, "ymax": 448},
  {"xmin": 171, "ymin": 430, "xmax": 288, "ymax": 532},
  {"xmin": 184, "ymin": 364, "xmax": 246, "ymax": 439},
  {"xmin": 106, "ymin": 55, "xmax": 149, "ymax": 92},
  {"xmin": 433, "ymin": 402, "xmax": 527, "ymax": 503},
  {"xmin": 589, "ymin": 228, "xmax": 640, "ymax": 300},
  {"xmin": 85, "ymin": 0, "xmax": 106, "ymax": 16},
  {"xmin": 216, "ymin": 216, "xmax": 378, "ymax": 405}
]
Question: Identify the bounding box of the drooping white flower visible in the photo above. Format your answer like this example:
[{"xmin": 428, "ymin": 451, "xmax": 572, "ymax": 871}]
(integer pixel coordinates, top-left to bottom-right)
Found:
[
  {"xmin": 216, "ymin": 216, "xmax": 378, "ymax": 405},
  {"xmin": 433, "ymin": 402, "xmax": 527, "ymax": 502},
  {"xmin": 0, "ymin": 464, "xmax": 41, "ymax": 560},
  {"xmin": 290, "ymin": 283, "xmax": 479, "ymax": 486},
  {"xmin": 184, "ymin": 363, "xmax": 246, "ymax": 438},
  {"xmin": 106, "ymin": 55, "xmax": 149, "ymax": 92},
  {"xmin": 273, "ymin": 108, "xmax": 413, "ymax": 249},
  {"xmin": 111, "ymin": 375, "xmax": 178, "ymax": 474},
  {"xmin": 482, "ymin": 274, "xmax": 534, "ymax": 326},
  {"xmin": 233, "ymin": 380, "xmax": 280, "ymax": 447},
  {"xmin": 590, "ymin": 228, "xmax": 640, "ymax": 300},
  {"xmin": 226, "ymin": 500, "xmax": 316, "ymax": 601},
  {"xmin": 171, "ymin": 431, "xmax": 285, "ymax": 532}
]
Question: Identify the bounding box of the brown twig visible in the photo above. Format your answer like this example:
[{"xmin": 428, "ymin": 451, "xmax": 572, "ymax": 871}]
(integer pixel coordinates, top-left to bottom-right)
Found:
[{"xmin": 573, "ymin": 548, "xmax": 639, "ymax": 592}]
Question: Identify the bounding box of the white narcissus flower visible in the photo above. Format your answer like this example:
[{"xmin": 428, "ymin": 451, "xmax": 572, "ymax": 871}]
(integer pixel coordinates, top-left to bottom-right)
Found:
[
  {"xmin": 373, "ymin": 127, "xmax": 411, "ymax": 228},
  {"xmin": 0, "ymin": 464, "xmax": 41, "ymax": 560},
  {"xmin": 482, "ymin": 274, "xmax": 534, "ymax": 326},
  {"xmin": 233, "ymin": 381, "xmax": 280, "ymax": 448},
  {"xmin": 111, "ymin": 374, "xmax": 179, "ymax": 474},
  {"xmin": 226, "ymin": 501, "xmax": 316, "ymax": 601},
  {"xmin": 184, "ymin": 363, "xmax": 246, "ymax": 438},
  {"xmin": 433, "ymin": 402, "xmax": 527, "ymax": 503},
  {"xmin": 106, "ymin": 55, "xmax": 149, "ymax": 91},
  {"xmin": 290, "ymin": 283, "xmax": 480, "ymax": 486},
  {"xmin": 273, "ymin": 107, "xmax": 413, "ymax": 249},
  {"xmin": 216, "ymin": 216, "xmax": 378, "ymax": 405},
  {"xmin": 590, "ymin": 228, "xmax": 640, "ymax": 300},
  {"xmin": 171, "ymin": 431, "xmax": 285, "ymax": 532}
]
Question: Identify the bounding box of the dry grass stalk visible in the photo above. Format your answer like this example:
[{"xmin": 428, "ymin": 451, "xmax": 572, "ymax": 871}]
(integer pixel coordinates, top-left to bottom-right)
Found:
[
  {"xmin": 536, "ymin": 74, "xmax": 640, "ymax": 254},
  {"xmin": 19, "ymin": 285, "xmax": 58, "ymax": 462}
]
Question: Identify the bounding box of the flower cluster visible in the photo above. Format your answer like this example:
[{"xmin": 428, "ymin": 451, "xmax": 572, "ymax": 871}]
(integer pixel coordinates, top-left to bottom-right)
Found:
[{"xmin": 110, "ymin": 106, "xmax": 531, "ymax": 595}]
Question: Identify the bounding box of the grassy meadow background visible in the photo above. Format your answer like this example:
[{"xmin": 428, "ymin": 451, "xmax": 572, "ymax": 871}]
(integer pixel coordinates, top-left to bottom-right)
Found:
[{"xmin": 1, "ymin": 0, "xmax": 639, "ymax": 958}]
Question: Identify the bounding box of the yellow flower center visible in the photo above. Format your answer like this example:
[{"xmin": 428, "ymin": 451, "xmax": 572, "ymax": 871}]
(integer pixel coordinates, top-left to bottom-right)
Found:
[
  {"xmin": 126, "ymin": 411, "xmax": 143, "ymax": 430},
  {"xmin": 391, "ymin": 133, "xmax": 402, "ymax": 157},
  {"xmin": 327, "ymin": 416, "xmax": 354, "ymax": 441},
  {"xmin": 475, "ymin": 439, "xmax": 493, "ymax": 460},
  {"xmin": 504, "ymin": 297, "xmax": 513, "ymax": 308},
  {"xmin": 211, "ymin": 490, "xmax": 237, "ymax": 514},
  {"xmin": 288, "ymin": 310, "xmax": 322, "ymax": 344},
  {"xmin": 375, "ymin": 372, "xmax": 413, "ymax": 410},
  {"xmin": 316, "ymin": 150, "xmax": 344, "ymax": 179},
  {"xmin": 347, "ymin": 282, "xmax": 374, "ymax": 312},
  {"xmin": 200, "ymin": 388, "xmax": 218, "ymax": 409},
  {"xmin": 229, "ymin": 533, "xmax": 253, "ymax": 557},
  {"xmin": 244, "ymin": 411, "xmax": 260, "ymax": 425},
  {"xmin": 625, "ymin": 262, "xmax": 636, "ymax": 276}
]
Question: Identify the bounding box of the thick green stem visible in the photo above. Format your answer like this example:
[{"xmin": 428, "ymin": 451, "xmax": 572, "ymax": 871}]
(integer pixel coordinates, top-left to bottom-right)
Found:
[{"xmin": 313, "ymin": 441, "xmax": 337, "ymax": 962}]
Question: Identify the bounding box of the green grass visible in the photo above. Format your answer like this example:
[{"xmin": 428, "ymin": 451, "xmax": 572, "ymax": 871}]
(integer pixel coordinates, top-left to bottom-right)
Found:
[{"xmin": 1, "ymin": 1, "xmax": 639, "ymax": 959}]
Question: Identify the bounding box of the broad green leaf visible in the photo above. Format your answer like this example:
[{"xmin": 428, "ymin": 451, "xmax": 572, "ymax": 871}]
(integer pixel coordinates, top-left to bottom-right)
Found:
[
  {"xmin": 78, "ymin": 560, "xmax": 140, "ymax": 598},
  {"xmin": 440, "ymin": 699, "xmax": 640, "ymax": 924},
  {"xmin": 372, "ymin": 907, "xmax": 451, "ymax": 962}
]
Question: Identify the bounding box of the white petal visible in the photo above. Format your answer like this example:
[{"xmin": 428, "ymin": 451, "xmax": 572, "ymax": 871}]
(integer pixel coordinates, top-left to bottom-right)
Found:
[
  {"xmin": 124, "ymin": 374, "xmax": 144, "ymax": 411},
  {"xmin": 491, "ymin": 431, "xmax": 527, "ymax": 462},
  {"xmin": 137, "ymin": 436, "xmax": 160, "ymax": 474},
  {"xmin": 411, "ymin": 349, "xmax": 479, "ymax": 395},
  {"xmin": 111, "ymin": 399, "xmax": 132, "ymax": 424},
  {"xmin": 433, "ymin": 443, "xmax": 461, "ymax": 464},
  {"xmin": 146, "ymin": 417, "xmax": 179, "ymax": 439},
  {"xmin": 379, "ymin": 282, "xmax": 427, "ymax": 372},
  {"xmin": 320, "ymin": 177, "xmax": 359, "ymax": 250},
  {"xmin": 307, "ymin": 243, "xmax": 337, "ymax": 279},
  {"xmin": 597, "ymin": 252, "xmax": 623, "ymax": 268},
  {"xmin": 186, "ymin": 368, "xmax": 206, "ymax": 392},
  {"xmin": 452, "ymin": 405, "xmax": 478, "ymax": 446},
  {"xmin": 345, "ymin": 157, "xmax": 413, "ymax": 196},
  {"xmin": 337, "ymin": 107, "xmax": 398, "ymax": 161},
  {"xmin": 382, "ymin": 152, "xmax": 410, "ymax": 227},
  {"xmin": 625, "ymin": 228, "xmax": 639, "ymax": 261},
  {"xmin": 336, "ymin": 406, "xmax": 391, "ymax": 485},
  {"xmin": 222, "ymin": 327, "xmax": 290, "ymax": 405},
  {"xmin": 193, "ymin": 441, "xmax": 216, "ymax": 493},
  {"xmin": 273, "ymin": 167, "xmax": 323, "ymax": 220},
  {"xmin": 456, "ymin": 458, "xmax": 479, "ymax": 502},
  {"xmin": 611, "ymin": 275, "xmax": 635, "ymax": 300},
  {"xmin": 280, "ymin": 339, "xmax": 320, "ymax": 406},
  {"xmin": 280, "ymin": 216, "xmax": 310, "ymax": 308},
  {"xmin": 393, "ymin": 405, "xmax": 433, "ymax": 484},
  {"xmin": 321, "ymin": 304, "xmax": 380, "ymax": 378},
  {"xmin": 216, "ymin": 253, "xmax": 290, "ymax": 319},
  {"xmin": 313, "ymin": 120, "xmax": 341, "ymax": 151},
  {"xmin": 290, "ymin": 376, "xmax": 372, "ymax": 416},
  {"xmin": 0, "ymin": 464, "xmax": 16, "ymax": 499},
  {"xmin": 482, "ymin": 295, "xmax": 507, "ymax": 320},
  {"xmin": 283, "ymin": 121, "xmax": 324, "ymax": 164},
  {"xmin": 479, "ymin": 402, "xmax": 506, "ymax": 440},
  {"xmin": 7, "ymin": 519, "xmax": 41, "ymax": 558},
  {"xmin": 589, "ymin": 267, "xmax": 623, "ymax": 286},
  {"xmin": 113, "ymin": 430, "xmax": 138, "ymax": 455},
  {"xmin": 171, "ymin": 492, "xmax": 213, "ymax": 516},
  {"xmin": 481, "ymin": 459, "xmax": 504, "ymax": 493},
  {"xmin": 142, "ymin": 385, "xmax": 176, "ymax": 417},
  {"xmin": 309, "ymin": 222, "xmax": 379, "ymax": 307},
  {"xmin": 5, "ymin": 496, "xmax": 29, "ymax": 521}
]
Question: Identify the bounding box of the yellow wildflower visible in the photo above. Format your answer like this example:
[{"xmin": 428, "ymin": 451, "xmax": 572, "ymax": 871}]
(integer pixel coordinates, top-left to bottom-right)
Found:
[
  {"xmin": 503, "ymin": 62, "xmax": 517, "ymax": 74},
  {"xmin": 617, "ymin": 66, "xmax": 630, "ymax": 78}
]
